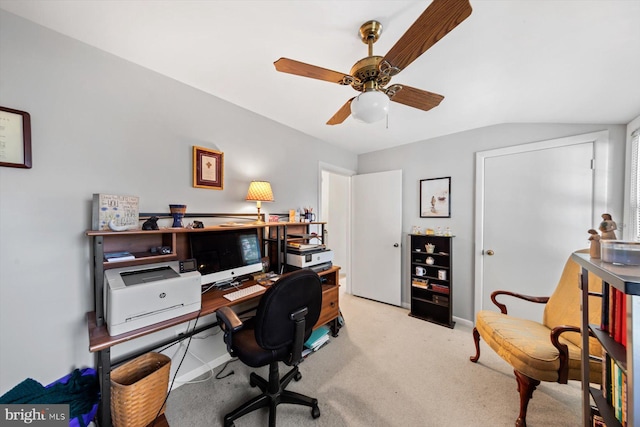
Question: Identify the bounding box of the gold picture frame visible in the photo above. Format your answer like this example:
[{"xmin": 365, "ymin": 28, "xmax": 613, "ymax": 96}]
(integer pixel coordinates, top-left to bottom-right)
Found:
[
  {"xmin": 193, "ymin": 146, "xmax": 224, "ymax": 190},
  {"xmin": 0, "ymin": 106, "xmax": 32, "ymax": 168}
]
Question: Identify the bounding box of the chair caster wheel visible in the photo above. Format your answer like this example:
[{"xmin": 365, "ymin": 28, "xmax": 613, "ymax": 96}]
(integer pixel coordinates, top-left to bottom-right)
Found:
[
  {"xmin": 311, "ymin": 405, "xmax": 320, "ymax": 419},
  {"xmin": 294, "ymin": 371, "xmax": 302, "ymax": 381}
]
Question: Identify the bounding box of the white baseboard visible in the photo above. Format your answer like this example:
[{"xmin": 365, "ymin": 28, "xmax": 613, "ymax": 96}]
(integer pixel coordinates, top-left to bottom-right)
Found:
[
  {"xmin": 402, "ymin": 303, "xmax": 472, "ymax": 328},
  {"xmin": 169, "ymin": 353, "xmax": 233, "ymax": 391},
  {"xmin": 453, "ymin": 316, "xmax": 473, "ymax": 328}
]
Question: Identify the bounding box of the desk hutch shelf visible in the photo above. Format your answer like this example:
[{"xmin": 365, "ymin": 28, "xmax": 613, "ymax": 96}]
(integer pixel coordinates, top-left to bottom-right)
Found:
[
  {"xmin": 572, "ymin": 252, "xmax": 640, "ymax": 427},
  {"xmin": 86, "ymin": 220, "xmax": 339, "ymax": 427}
]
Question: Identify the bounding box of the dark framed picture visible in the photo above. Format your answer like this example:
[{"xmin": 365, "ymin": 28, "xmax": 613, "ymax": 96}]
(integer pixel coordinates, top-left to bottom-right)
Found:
[
  {"xmin": 420, "ymin": 177, "xmax": 451, "ymax": 218},
  {"xmin": 193, "ymin": 146, "xmax": 224, "ymax": 190},
  {"xmin": 0, "ymin": 106, "xmax": 32, "ymax": 168}
]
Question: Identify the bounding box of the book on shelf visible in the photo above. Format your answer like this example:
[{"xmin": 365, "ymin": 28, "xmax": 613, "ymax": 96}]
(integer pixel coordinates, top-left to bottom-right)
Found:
[
  {"xmin": 615, "ymin": 288, "xmax": 624, "ymax": 344},
  {"xmin": 104, "ymin": 251, "xmax": 135, "ymax": 262},
  {"xmin": 601, "ymin": 282, "xmax": 610, "ymax": 331},
  {"xmin": 430, "ymin": 284, "xmax": 450, "ymax": 294}
]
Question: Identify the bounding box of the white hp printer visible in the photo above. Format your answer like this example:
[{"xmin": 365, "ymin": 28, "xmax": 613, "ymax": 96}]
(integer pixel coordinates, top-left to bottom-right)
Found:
[
  {"xmin": 104, "ymin": 261, "xmax": 201, "ymax": 336},
  {"xmin": 286, "ymin": 249, "xmax": 333, "ymax": 268}
]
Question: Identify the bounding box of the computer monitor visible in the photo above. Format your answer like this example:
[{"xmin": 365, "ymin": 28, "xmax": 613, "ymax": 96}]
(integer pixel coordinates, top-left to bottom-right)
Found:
[{"xmin": 189, "ymin": 228, "xmax": 263, "ymax": 286}]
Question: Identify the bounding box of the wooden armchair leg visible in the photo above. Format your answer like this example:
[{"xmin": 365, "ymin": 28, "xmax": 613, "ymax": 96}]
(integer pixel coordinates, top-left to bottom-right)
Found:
[
  {"xmin": 470, "ymin": 327, "xmax": 481, "ymax": 362},
  {"xmin": 514, "ymin": 370, "xmax": 540, "ymax": 427}
]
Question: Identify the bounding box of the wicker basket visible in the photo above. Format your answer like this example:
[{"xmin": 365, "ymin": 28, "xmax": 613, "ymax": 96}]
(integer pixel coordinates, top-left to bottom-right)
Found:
[{"xmin": 110, "ymin": 352, "xmax": 171, "ymax": 427}]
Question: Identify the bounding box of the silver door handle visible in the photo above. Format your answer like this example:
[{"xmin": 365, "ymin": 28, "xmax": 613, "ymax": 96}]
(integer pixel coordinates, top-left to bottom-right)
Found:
[{"xmin": 393, "ymin": 243, "xmax": 399, "ymax": 247}]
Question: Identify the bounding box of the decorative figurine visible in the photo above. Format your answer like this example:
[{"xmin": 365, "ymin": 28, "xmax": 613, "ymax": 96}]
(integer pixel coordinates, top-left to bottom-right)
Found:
[
  {"xmin": 169, "ymin": 204, "xmax": 187, "ymax": 228},
  {"xmin": 142, "ymin": 216, "xmax": 159, "ymax": 230},
  {"xmin": 599, "ymin": 213, "xmax": 617, "ymax": 240},
  {"xmin": 192, "ymin": 220, "xmax": 204, "ymax": 229},
  {"xmin": 588, "ymin": 228, "xmax": 601, "ymax": 259}
]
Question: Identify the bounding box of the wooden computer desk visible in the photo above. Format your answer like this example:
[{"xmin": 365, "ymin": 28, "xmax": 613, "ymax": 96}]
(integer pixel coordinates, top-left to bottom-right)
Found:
[{"xmin": 87, "ymin": 265, "xmax": 340, "ymax": 427}]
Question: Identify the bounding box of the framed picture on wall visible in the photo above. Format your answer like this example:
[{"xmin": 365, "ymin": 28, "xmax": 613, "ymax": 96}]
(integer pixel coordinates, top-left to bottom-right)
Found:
[
  {"xmin": 193, "ymin": 146, "xmax": 224, "ymax": 190},
  {"xmin": 420, "ymin": 177, "xmax": 451, "ymax": 218},
  {"xmin": 0, "ymin": 106, "xmax": 32, "ymax": 169}
]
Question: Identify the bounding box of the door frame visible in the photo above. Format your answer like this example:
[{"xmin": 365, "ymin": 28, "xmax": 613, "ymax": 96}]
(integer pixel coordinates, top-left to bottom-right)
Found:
[
  {"xmin": 318, "ymin": 162, "xmax": 355, "ymax": 293},
  {"xmin": 473, "ymin": 130, "xmax": 609, "ymax": 317}
]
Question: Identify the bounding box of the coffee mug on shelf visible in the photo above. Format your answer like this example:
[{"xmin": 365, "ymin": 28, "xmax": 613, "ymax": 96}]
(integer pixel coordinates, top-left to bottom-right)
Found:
[{"xmin": 415, "ymin": 266, "xmax": 427, "ymax": 276}]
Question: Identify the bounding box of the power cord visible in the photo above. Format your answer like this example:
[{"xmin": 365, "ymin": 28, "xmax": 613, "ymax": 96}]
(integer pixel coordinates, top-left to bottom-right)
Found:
[
  {"xmin": 215, "ymin": 358, "xmax": 238, "ymax": 379},
  {"xmin": 150, "ymin": 310, "xmax": 201, "ymax": 427}
]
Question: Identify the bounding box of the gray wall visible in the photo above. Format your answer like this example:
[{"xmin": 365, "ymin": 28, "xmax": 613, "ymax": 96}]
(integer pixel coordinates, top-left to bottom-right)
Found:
[
  {"xmin": 357, "ymin": 123, "xmax": 627, "ymax": 322},
  {"xmin": 0, "ymin": 8, "xmax": 632, "ymax": 396},
  {"xmin": 0, "ymin": 11, "xmax": 357, "ymax": 393}
]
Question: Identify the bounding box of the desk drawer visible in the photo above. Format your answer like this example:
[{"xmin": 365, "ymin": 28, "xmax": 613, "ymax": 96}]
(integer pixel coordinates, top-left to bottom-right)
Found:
[{"xmin": 315, "ymin": 285, "xmax": 339, "ymax": 329}]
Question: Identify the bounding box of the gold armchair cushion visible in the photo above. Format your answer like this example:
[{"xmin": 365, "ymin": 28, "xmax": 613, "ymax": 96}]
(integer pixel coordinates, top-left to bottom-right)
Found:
[{"xmin": 476, "ymin": 310, "xmax": 601, "ymax": 383}]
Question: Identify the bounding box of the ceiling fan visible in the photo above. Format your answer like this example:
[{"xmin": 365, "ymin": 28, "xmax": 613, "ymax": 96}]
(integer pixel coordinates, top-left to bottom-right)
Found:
[{"xmin": 273, "ymin": 0, "xmax": 472, "ymax": 125}]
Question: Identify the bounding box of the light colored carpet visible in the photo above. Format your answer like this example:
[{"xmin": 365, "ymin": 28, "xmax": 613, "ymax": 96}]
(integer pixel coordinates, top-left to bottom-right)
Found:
[{"xmin": 165, "ymin": 292, "xmax": 583, "ymax": 426}]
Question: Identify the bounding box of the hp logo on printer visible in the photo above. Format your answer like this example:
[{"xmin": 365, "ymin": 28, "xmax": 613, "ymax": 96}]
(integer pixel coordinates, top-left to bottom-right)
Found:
[{"xmin": 159, "ymin": 292, "xmax": 166, "ymax": 299}]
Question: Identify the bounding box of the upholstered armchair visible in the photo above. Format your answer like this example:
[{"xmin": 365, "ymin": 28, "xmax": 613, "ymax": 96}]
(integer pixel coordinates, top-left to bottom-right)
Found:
[{"xmin": 470, "ymin": 253, "xmax": 603, "ymax": 427}]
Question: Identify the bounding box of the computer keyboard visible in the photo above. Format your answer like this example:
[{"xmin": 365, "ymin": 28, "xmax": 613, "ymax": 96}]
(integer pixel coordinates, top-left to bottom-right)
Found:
[{"xmin": 223, "ymin": 284, "xmax": 266, "ymax": 301}]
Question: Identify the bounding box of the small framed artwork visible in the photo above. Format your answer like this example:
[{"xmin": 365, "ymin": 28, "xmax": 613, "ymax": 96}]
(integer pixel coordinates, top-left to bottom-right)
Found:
[
  {"xmin": 0, "ymin": 106, "xmax": 32, "ymax": 168},
  {"xmin": 193, "ymin": 146, "xmax": 224, "ymax": 190},
  {"xmin": 420, "ymin": 177, "xmax": 451, "ymax": 218}
]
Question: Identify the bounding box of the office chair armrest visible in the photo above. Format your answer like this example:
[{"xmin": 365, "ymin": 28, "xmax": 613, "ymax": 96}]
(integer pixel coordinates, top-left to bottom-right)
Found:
[
  {"xmin": 289, "ymin": 307, "xmax": 308, "ymax": 366},
  {"xmin": 217, "ymin": 306, "xmax": 243, "ymax": 331},
  {"xmin": 217, "ymin": 306, "xmax": 243, "ymax": 355}
]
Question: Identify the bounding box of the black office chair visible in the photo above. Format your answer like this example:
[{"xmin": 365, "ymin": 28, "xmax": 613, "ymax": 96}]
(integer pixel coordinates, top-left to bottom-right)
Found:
[{"xmin": 216, "ymin": 269, "xmax": 323, "ymax": 427}]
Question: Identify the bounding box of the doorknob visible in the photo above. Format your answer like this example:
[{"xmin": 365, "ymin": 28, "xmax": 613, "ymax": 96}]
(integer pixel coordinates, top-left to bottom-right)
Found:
[
  {"xmin": 485, "ymin": 249, "xmax": 495, "ymax": 256},
  {"xmin": 393, "ymin": 243, "xmax": 399, "ymax": 247}
]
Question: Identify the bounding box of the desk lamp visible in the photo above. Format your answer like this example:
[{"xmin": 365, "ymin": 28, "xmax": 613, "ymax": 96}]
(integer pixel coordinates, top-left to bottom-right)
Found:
[{"xmin": 246, "ymin": 181, "xmax": 274, "ymax": 224}]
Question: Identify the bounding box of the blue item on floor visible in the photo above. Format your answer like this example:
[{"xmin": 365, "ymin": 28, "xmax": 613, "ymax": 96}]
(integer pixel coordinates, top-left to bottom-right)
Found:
[{"xmin": 0, "ymin": 368, "xmax": 99, "ymax": 427}]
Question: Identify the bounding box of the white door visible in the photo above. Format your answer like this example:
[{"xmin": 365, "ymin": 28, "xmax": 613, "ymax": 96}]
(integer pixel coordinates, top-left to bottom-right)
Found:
[
  {"xmin": 476, "ymin": 138, "xmax": 596, "ymax": 322},
  {"xmin": 351, "ymin": 170, "xmax": 402, "ymax": 306}
]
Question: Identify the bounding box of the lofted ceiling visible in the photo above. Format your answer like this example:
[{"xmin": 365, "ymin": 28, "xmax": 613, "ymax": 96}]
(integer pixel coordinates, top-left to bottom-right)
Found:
[{"xmin": 1, "ymin": 0, "xmax": 639, "ymax": 154}]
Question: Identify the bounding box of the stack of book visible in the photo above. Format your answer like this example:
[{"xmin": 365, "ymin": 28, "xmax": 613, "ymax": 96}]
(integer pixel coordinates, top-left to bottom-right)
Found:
[
  {"xmin": 104, "ymin": 251, "xmax": 135, "ymax": 262},
  {"xmin": 302, "ymin": 325, "xmax": 330, "ymax": 357},
  {"xmin": 287, "ymin": 242, "xmax": 325, "ymax": 252},
  {"xmin": 411, "ymin": 278, "xmax": 429, "ymax": 289}
]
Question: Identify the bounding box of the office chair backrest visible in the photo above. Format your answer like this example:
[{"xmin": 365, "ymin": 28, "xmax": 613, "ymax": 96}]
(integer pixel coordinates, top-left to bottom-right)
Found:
[{"xmin": 254, "ymin": 269, "xmax": 322, "ymax": 351}]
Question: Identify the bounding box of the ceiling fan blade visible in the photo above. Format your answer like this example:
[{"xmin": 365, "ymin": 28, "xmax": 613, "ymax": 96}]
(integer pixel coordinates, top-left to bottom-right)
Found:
[
  {"xmin": 381, "ymin": 0, "xmax": 472, "ymax": 73},
  {"xmin": 274, "ymin": 58, "xmax": 352, "ymax": 84},
  {"xmin": 389, "ymin": 85, "xmax": 444, "ymax": 111},
  {"xmin": 326, "ymin": 98, "xmax": 355, "ymax": 125}
]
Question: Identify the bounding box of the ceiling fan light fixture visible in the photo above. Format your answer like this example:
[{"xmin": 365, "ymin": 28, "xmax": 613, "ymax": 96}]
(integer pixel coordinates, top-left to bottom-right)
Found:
[{"xmin": 350, "ymin": 90, "xmax": 390, "ymax": 123}]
